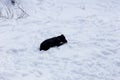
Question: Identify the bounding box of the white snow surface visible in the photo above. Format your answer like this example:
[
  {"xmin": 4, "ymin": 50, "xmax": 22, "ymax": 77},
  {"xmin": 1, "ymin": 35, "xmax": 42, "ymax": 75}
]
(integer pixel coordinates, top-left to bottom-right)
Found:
[{"xmin": 0, "ymin": 0, "xmax": 120, "ymax": 80}]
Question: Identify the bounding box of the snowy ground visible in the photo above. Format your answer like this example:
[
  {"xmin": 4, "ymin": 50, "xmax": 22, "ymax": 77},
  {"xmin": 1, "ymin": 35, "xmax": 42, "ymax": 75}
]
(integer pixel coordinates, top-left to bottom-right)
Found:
[{"xmin": 0, "ymin": 0, "xmax": 120, "ymax": 80}]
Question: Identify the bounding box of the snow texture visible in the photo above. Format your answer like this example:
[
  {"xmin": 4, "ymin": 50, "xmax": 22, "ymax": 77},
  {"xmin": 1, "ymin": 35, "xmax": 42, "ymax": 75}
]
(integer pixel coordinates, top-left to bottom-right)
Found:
[
  {"xmin": 0, "ymin": 0, "xmax": 120, "ymax": 80},
  {"xmin": 0, "ymin": 0, "xmax": 28, "ymax": 19}
]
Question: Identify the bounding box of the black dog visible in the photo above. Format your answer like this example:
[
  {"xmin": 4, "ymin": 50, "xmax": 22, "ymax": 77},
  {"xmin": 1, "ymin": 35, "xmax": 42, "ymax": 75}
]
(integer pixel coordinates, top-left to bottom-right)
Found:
[{"xmin": 40, "ymin": 34, "xmax": 67, "ymax": 51}]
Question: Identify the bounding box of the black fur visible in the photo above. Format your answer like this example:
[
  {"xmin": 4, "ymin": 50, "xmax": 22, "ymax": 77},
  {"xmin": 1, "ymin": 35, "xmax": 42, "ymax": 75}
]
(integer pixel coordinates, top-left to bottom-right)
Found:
[{"xmin": 40, "ymin": 34, "xmax": 67, "ymax": 51}]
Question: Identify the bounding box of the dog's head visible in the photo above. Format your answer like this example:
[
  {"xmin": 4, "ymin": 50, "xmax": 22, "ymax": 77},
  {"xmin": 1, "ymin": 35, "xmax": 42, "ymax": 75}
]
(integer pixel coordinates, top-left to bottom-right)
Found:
[{"xmin": 59, "ymin": 34, "xmax": 67, "ymax": 43}]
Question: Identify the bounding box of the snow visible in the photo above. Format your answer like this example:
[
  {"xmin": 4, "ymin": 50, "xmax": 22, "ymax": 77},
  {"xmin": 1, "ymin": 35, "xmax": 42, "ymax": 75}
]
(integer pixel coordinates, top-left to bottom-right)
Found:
[{"xmin": 0, "ymin": 0, "xmax": 120, "ymax": 80}]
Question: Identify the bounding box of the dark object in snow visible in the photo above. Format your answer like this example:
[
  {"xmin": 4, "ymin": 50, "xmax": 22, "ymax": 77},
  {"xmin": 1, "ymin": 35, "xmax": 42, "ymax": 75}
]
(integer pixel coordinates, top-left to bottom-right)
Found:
[
  {"xmin": 11, "ymin": 0, "xmax": 15, "ymax": 5},
  {"xmin": 40, "ymin": 34, "xmax": 67, "ymax": 51}
]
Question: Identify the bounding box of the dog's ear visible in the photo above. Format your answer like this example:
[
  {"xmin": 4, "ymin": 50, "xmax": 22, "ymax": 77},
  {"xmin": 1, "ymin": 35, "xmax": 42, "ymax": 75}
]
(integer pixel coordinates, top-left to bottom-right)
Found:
[{"xmin": 61, "ymin": 34, "xmax": 64, "ymax": 37}]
